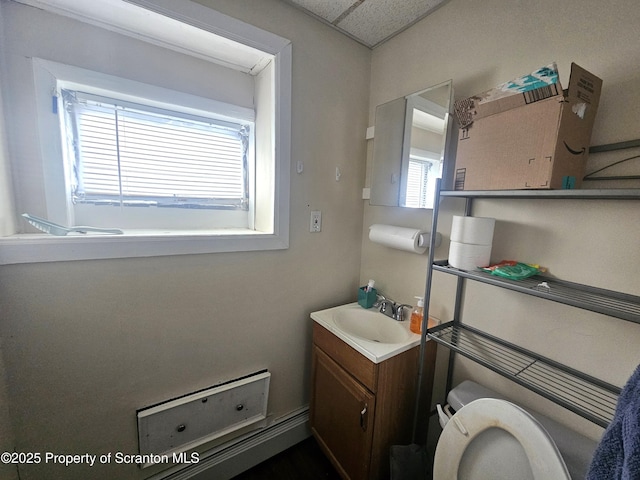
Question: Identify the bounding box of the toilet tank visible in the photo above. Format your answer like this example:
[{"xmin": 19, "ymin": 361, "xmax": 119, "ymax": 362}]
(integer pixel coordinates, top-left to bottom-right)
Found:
[{"xmin": 447, "ymin": 381, "xmax": 597, "ymax": 480}]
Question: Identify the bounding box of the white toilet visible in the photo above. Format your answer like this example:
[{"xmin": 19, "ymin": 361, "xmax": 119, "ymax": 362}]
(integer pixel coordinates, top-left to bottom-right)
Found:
[{"xmin": 432, "ymin": 381, "xmax": 597, "ymax": 480}]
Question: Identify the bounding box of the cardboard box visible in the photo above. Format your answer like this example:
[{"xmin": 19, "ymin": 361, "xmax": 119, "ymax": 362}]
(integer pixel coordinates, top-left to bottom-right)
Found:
[{"xmin": 453, "ymin": 63, "xmax": 602, "ymax": 190}]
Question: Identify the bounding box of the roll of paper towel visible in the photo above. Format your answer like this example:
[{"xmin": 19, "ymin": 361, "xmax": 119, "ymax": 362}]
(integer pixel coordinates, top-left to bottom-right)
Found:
[
  {"xmin": 448, "ymin": 241, "xmax": 492, "ymax": 270},
  {"xmin": 369, "ymin": 224, "xmax": 428, "ymax": 254},
  {"xmin": 451, "ymin": 216, "xmax": 496, "ymax": 245}
]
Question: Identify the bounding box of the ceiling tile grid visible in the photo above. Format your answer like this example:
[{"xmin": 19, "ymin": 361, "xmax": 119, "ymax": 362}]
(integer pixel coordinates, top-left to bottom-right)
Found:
[
  {"xmin": 287, "ymin": 0, "xmax": 355, "ymax": 23},
  {"xmin": 336, "ymin": 0, "xmax": 443, "ymax": 47},
  {"xmin": 283, "ymin": 0, "xmax": 448, "ymax": 48}
]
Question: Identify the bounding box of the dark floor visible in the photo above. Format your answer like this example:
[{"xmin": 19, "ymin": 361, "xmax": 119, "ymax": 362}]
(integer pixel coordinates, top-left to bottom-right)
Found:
[{"xmin": 231, "ymin": 436, "xmax": 341, "ymax": 480}]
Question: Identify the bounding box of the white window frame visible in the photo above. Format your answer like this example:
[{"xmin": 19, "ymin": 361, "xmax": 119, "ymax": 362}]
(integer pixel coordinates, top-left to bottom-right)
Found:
[
  {"xmin": 405, "ymin": 148, "xmax": 441, "ymax": 209},
  {"xmin": 0, "ymin": 0, "xmax": 292, "ymax": 265},
  {"xmin": 40, "ymin": 61, "xmax": 258, "ymax": 230}
]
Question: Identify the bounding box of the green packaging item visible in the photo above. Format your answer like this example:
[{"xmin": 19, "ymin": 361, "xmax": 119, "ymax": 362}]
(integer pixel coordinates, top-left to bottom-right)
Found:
[
  {"xmin": 479, "ymin": 260, "xmax": 542, "ymax": 280},
  {"xmin": 358, "ymin": 286, "xmax": 377, "ymax": 308}
]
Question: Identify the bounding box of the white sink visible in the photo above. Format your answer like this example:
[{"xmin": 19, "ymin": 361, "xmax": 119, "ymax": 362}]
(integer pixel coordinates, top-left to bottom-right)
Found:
[
  {"xmin": 334, "ymin": 308, "xmax": 411, "ymax": 344},
  {"xmin": 311, "ymin": 303, "xmax": 421, "ymax": 363}
]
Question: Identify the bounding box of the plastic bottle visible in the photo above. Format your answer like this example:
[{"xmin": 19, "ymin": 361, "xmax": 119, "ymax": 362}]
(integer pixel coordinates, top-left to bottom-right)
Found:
[{"xmin": 410, "ymin": 297, "xmax": 424, "ymax": 334}]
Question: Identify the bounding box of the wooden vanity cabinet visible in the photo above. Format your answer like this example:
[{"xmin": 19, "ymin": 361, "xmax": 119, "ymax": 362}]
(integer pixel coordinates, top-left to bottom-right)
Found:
[{"xmin": 310, "ymin": 322, "xmax": 436, "ymax": 480}]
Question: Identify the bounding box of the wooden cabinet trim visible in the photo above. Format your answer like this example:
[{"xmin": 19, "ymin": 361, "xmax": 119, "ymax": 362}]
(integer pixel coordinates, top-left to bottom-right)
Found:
[
  {"xmin": 310, "ymin": 320, "xmax": 439, "ymax": 480},
  {"xmin": 312, "ymin": 322, "xmax": 378, "ymax": 391},
  {"xmin": 311, "ymin": 346, "xmax": 375, "ymax": 480}
]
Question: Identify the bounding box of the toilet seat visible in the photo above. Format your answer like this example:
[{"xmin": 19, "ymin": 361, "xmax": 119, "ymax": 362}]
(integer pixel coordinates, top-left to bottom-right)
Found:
[{"xmin": 433, "ymin": 398, "xmax": 570, "ymax": 480}]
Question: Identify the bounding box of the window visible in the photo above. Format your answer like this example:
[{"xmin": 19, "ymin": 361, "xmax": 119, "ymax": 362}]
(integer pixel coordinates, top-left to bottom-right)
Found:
[
  {"xmin": 0, "ymin": 0, "xmax": 292, "ymax": 264},
  {"xmin": 404, "ymin": 149, "xmax": 441, "ymax": 209},
  {"xmin": 61, "ymin": 89, "xmax": 253, "ymax": 229},
  {"xmin": 405, "ymin": 157, "xmax": 432, "ymax": 209}
]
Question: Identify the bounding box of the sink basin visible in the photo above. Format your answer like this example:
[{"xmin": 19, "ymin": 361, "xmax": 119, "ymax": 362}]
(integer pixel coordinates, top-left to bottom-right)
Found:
[
  {"xmin": 311, "ymin": 303, "xmax": 421, "ymax": 363},
  {"xmin": 334, "ymin": 308, "xmax": 411, "ymax": 344}
]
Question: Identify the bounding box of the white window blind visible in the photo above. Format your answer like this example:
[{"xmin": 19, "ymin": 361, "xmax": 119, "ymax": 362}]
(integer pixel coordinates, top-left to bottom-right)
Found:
[
  {"xmin": 62, "ymin": 90, "xmax": 251, "ymax": 210},
  {"xmin": 405, "ymin": 159, "xmax": 431, "ymax": 208}
]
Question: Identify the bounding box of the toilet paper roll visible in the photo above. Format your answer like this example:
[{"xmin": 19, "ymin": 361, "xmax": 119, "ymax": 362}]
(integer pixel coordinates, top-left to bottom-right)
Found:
[
  {"xmin": 451, "ymin": 216, "xmax": 496, "ymax": 245},
  {"xmin": 369, "ymin": 224, "xmax": 427, "ymax": 254},
  {"xmin": 448, "ymin": 241, "xmax": 492, "ymax": 270}
]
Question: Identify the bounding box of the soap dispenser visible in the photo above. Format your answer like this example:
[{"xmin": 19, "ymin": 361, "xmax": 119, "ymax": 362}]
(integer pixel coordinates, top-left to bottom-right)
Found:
[{"xmin": 410, "ymin": 297, "xmax": 424, "ymax": 334}]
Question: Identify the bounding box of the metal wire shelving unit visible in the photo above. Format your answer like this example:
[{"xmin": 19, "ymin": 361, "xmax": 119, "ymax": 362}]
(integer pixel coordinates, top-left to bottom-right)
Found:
[
  {"xmin": 433, "ymin": 265, "xmax": 640, "ymax": 324},
  {"xmin": 427, "ymin": 322, "xmax": 621, "ymax": 427},
  {"xmin": 421, "ymin": 185, "xmax": 640, "ymax": 428}
]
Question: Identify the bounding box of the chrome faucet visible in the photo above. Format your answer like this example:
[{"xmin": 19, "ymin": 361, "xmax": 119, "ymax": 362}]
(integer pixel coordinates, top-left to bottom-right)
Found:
[
  {"xmin": 378, "ymin": 298, "xmax": 394, "ymax": 316},
  {"xmin": 375, "ymin": 294, "xmax": 412, "ymax": 321},
  {"xmin": 395, "ymin": 304, "xmax": 412, "ymax": 322}
]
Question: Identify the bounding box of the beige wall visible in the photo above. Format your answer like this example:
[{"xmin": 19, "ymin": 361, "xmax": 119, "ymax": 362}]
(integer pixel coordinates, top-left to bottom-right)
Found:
[
  {"xmin": 0, "ymin": 12, "xmax": 18, "ymax": 480},
  {"xmin": 0, "ymin": 9, "xmax": 15, "ymax": 239},
  {"xmin": 2, "ymin": 0, "xmax": 639, "ymax": 477},
  {"xmin": 362, "ymin": 0, "xmax": 640, "ymax": 441},
  {"xmin": 0, "ymin": 1, "xmax": 370, "ymax": 479},
  {"xmin": 0, "ymin": 351, "xmax": 17, "ymax": 480}
]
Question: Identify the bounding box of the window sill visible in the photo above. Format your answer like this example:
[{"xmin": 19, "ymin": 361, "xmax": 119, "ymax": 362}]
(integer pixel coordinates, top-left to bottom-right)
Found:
[{"xmin": 0, "ymin": 229, "xmax": 288, "ymax": 265}]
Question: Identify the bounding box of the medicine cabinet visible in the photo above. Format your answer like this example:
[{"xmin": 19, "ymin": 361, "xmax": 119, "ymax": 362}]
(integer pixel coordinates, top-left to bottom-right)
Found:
[{"xmin": 370, "ymin": 80, "xmax": 455, "ymax": 209}]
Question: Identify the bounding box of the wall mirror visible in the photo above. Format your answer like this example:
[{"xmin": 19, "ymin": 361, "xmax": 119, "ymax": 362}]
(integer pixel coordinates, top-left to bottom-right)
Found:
[{"xmin": 370, "ymin": 80, "xmax": 454, "ymax": 209}]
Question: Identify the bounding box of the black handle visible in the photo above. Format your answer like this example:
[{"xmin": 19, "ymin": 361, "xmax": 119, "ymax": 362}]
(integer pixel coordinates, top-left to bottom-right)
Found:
[{"xmin": 360, "ymin": 404, "xmax": 368, "ymax": 431}]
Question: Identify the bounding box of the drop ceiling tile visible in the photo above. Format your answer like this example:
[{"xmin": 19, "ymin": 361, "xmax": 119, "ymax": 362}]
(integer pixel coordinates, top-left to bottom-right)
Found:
[
  {"xmin": 287, "ymin": 0, "xmax": 356, "ymax": 23},
  {"xmin": 337, "ymin": 0, "xmax": 444, "ymax": 47}
]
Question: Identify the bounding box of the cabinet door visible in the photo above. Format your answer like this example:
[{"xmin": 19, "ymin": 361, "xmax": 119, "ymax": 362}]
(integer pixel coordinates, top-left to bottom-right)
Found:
[{"xmin": 311, "ymin": 346, "xmax": 375, "ymax": 480}]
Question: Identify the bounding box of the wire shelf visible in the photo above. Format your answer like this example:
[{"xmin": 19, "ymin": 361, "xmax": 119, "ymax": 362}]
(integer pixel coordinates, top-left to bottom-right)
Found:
[
  {"xmin": 433, "ymin": 264, "xmax": 640, "ymax": 324},
  {"xmin": 423, "ymin": 183, "xmax": 639, "ymax": 430},
  {"xmin": 440, "ymin": 189, "xmax": 640, "ymax": 200},
  {"xmin": 427, "ymin": 323, "xmax": 621, "ymax": 427}
]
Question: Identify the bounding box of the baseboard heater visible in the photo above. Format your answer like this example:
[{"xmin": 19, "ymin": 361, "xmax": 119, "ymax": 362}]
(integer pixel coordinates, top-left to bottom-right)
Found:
[
  {"xmin": 146, "ymin": 406, "xmax": 310, "ymax": 480},
  {"xmin": 138, "ymin": 371, "xmax": 271, "ymax": 468}
]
